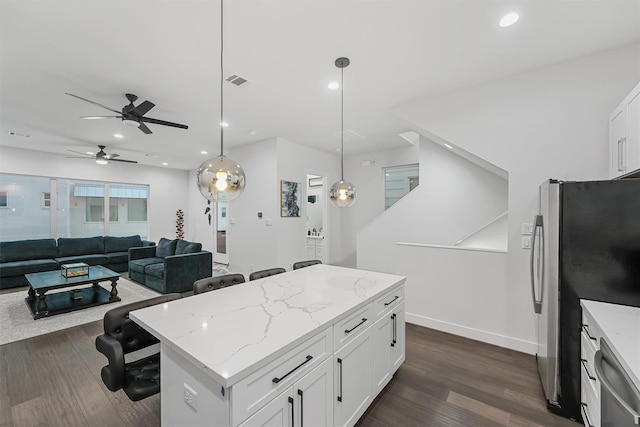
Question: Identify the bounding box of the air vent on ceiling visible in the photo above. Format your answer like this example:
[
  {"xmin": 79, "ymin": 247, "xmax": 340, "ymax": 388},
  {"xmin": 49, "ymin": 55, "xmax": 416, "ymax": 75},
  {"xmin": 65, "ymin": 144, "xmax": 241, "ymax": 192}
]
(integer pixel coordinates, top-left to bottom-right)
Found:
[
  {"xmin": 333, "ymin": 129, "xmax": 365, "ymax": 142},
  {"xmin": 226, "ymin": 74, "xmax": 254, "ymax": 88}
]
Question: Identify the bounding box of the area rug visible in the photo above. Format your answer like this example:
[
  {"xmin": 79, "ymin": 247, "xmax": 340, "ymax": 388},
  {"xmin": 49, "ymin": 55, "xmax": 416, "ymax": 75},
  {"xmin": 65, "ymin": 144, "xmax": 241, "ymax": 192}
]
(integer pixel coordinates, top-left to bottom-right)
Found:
[{"xmin": 0, "ymin": 277, "xmax": 160, "ymax": 346}]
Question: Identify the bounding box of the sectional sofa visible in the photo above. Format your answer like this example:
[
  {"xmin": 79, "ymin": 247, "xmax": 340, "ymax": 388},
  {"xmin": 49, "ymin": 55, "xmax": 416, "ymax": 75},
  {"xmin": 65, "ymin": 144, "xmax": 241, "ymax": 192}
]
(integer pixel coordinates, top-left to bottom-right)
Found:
[
  {"xmin": 0, "ymin": 235, "xmax": 153, "ymax": 290},
  {"xmin": 128, "ymin": 238, "xmax": 212, "ymax": 294}
]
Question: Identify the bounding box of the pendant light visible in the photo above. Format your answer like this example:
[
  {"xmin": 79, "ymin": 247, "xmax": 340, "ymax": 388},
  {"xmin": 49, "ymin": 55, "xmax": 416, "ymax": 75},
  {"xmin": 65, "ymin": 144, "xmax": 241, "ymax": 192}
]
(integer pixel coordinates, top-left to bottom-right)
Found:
[
  {"xmin": 329, "ymin": 57, "xmax": 356, "ymax": 208},
  {"xmin": 196, "ymin": 0, "xmax": 246, "ymax": 202}
]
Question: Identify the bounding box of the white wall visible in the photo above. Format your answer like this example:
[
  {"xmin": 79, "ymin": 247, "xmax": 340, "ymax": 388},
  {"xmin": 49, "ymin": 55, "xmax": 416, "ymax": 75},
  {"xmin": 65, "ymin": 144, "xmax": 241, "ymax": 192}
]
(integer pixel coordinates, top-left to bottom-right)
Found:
[
  {"xmin": 276, "ymin": 138, "xmax": 341, "ymax": 269},
  {"xmin": 225, "ymin": 138, "xmax": 279, "ymax": 274},
  {"xmin": 223, "ymin": 137, "xmax": 341, "ymax": 275},
  {"xmin": 391, "ymin": 44, "xmax": 640, "ymax": 351},
  {"xmin": 357, "ymin": 137, "xmax": 508, "ymax": 271},
  {"xmin": 0, "ymin": 146, "xmax": 190, "ymax": 243},
  {"xmin": 340, "ymin": 144, "xmax": 420, "ymax": 267}
]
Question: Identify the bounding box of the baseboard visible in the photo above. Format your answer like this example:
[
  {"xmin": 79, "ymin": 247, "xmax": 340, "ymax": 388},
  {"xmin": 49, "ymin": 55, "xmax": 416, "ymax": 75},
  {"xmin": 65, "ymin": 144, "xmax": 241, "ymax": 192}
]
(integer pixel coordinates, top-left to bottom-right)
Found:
[{"xmin": 406, "ymin": 313, "xmax": 537, "ymax": 355}]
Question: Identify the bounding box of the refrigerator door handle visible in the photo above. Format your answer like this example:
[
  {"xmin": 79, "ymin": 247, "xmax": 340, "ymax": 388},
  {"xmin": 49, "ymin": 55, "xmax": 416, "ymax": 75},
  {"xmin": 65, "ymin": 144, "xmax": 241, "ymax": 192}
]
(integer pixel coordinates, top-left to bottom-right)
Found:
[{"xmin": 530, "ymin": 215, "xmax": 544, "ymax": 314}]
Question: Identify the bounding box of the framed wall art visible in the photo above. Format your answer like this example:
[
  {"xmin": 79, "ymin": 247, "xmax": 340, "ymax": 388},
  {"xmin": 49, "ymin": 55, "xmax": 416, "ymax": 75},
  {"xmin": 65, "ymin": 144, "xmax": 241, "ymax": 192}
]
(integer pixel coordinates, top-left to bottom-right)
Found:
[{"xmin": 280, "ymin": 180, "xmax": 300, "ymax": 217}]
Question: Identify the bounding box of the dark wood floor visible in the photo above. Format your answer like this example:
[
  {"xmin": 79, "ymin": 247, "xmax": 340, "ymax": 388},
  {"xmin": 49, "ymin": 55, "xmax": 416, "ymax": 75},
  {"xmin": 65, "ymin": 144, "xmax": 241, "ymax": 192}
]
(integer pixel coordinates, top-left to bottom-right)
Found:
[{"xmin": 0, "ymin": 322, "xmax": 579, "ymax": 427}]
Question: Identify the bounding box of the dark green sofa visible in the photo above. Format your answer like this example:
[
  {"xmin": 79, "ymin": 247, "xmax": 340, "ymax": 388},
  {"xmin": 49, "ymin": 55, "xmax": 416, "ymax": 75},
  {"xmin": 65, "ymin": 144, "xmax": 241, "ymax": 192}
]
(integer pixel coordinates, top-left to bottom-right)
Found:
[
  {"xmin": 128, "ymin": 238, "xmax": 212, "ymax": 294},
  {"xmin": 0, "ymin": 235, "xmax": 153, "ymax": 290}
]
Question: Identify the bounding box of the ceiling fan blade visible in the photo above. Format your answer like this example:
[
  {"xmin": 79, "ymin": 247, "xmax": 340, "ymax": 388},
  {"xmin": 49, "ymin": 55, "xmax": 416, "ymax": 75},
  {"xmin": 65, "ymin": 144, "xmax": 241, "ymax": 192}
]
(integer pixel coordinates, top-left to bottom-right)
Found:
[
  {"xmin": 138, "ymin": 122, "xmax": 152, "ymax": 134},
  {"xmin": 67, "ymin": 149, "xmax": 92, "ymax": 157},
  {"xmin": 109, "ymin": 158, "xmax": 138, "ymax": 164},
  {"xmin": 80, "ymin": 115, "xmax": 123, "ymax": 120},
  {"xmin": 141, "ymin": 117, "xmax": 189, "ymax": 129},
  {"xmin": 130, "ymin": 100, "xmax": 155, "ymax": 117},
  {"xmin": 105, "ymin": 153, "xmax": 120, "ymax": 159},
  {"xmin": 66, "ymin": 156, "xmax": 92, "ymax": 160},
  {"xmin": 65, "ymin": 93, "xmax": 121, "ymax": 114}
]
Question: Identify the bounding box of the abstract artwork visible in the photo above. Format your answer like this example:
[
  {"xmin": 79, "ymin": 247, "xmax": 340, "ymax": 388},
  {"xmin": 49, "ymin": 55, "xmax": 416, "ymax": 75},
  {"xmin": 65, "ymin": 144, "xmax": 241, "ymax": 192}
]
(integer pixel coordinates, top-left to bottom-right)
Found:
[{"xmin": 280, "ymin": 180, "xmax": 300, "ymax": 217}]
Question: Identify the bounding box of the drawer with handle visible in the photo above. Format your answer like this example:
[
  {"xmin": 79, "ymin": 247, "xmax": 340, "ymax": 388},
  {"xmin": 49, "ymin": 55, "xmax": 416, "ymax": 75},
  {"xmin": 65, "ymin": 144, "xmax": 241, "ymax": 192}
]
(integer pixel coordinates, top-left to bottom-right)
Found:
[
  {"xmin": 231, "ymin": 326, "xmax": 333, "ymax": 426},
  {"xmin": 373, "ymin": 284, "xmax": 404, "ymax": 319},
  {"xmin": 334, "ymin": 303, "xmax": 373, "ymax": 351}
]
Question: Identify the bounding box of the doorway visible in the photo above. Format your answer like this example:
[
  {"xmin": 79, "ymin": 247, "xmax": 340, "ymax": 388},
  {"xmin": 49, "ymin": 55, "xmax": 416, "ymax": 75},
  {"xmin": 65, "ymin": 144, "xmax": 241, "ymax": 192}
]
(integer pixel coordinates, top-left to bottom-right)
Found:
[
  {"xmin": 213, "ymin": 200, "xmax": 229, "ymax": 264},
  {"xmin": 305, "ymin": 173, "xmax": 327, "ymax": 263}
]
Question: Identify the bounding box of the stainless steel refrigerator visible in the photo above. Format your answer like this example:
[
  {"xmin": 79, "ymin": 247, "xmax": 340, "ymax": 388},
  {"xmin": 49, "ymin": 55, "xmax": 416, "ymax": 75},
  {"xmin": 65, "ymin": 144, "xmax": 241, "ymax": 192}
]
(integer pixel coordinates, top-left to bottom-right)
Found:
[{"xmin": 530, "ymin": 178, "xmax": 640, "ymax": 421}]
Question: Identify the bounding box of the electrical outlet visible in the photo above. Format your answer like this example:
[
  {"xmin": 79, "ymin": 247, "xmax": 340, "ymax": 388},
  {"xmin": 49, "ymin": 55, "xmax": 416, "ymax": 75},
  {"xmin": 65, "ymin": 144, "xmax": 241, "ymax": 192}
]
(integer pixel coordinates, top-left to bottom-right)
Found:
[
  {"xmin": 522, "ymin": 236, "xmax": 532, "ymax": 249},
  {"xmin": 250, "ymin": 264, "xmax": 254, "ymax": 271},
  {"xmin": 183, "ymin": 383, "xmax": 197, "ymax": 411}
]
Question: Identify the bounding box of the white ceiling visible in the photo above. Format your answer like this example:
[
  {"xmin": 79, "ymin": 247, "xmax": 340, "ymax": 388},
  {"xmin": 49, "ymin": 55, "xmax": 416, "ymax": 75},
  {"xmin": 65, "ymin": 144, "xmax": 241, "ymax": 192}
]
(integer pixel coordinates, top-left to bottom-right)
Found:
[{"xmin": 1, "ymin": 0, "xmax": 639, "ymax": 170}]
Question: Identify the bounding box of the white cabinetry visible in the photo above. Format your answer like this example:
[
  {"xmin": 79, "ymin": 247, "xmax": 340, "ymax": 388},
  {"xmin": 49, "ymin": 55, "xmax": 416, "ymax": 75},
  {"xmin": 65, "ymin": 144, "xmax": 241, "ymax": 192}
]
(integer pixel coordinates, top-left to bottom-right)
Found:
[
  {"xmin": 372, "ymin": 287, "xmax": 405, "ymax": 396},
  {"xmin": 334, "ymin": 327, "xmax": 373, "ymax": 427},
  {"xmin": 239, "ymin": 357, "xmax": 333, "ymax": 427},
  {"xmin": 306, "ymin": 237, "xmax": 324, "ymax": 261},
  {"xmin": 609, "ymin": 82, "xmax": 640, "ymax": 178},
  {"xmin": 581, "ymin": 305, "xmax": 602, "ymax": 427}
]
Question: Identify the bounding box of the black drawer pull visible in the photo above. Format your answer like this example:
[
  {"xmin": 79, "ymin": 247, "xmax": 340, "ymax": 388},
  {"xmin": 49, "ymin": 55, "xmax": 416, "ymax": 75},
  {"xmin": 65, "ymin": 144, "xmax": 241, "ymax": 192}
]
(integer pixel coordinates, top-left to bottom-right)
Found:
[
  {"xmin": 298, "ymin": 389, "xmax": 304, "ymax": 427},
  {"xmin": 384, "ymin": 296, "xmax": 399, "ymax": 306},
  {"xmin": 581, "ymin": 359, "xmax": 596, "ymax": 381},
  {"xmin": 337, "ymin": 358, "xmax": 343, "ymax": 402},
  {"xmin": 289, "ymin": 396, "xmax": 294, "ymax": 427},
  {"xmin": 345, "ymin": 318, "xmax": 367, "ymax": 334},
  {"xmin": 582, "ymin": 324, "xmax": 597, "ymax": 341},
  {"xmin": 392, "ymin": 313, "xmax": 397, "ymax": 346},
  {"xmin": 272, "ymin": 355, "xmax": 313, "ymax": 384}
]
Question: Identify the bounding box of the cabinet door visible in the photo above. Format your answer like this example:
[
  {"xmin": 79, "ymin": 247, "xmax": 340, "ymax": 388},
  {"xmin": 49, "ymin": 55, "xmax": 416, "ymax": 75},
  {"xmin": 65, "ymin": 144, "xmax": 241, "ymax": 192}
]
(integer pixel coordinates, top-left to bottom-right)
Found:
[
  {"xmin": 610, "ymin": 105, "xmax": 627, "ymax": 178},
  {"xmin": 391, "ymin": 303, "xmax": 406, "ymax": 373},
  {"xmin": 238, "ymin": 388, "xmax": 293, "ymax": 427},
  {"xmin": 372, "ymin": 314, "xmax": 393, "ymax": 396},
  {"xmin": 334, "ymin": 327, "xmax": 373, "ymax": 427},
  {"xmin": 293, "ymin": 357, "xmax": 333, "ymax": 427},
  {"xmin": 626, "ymin": 89, "xmax": 640, "ymax": 174}
]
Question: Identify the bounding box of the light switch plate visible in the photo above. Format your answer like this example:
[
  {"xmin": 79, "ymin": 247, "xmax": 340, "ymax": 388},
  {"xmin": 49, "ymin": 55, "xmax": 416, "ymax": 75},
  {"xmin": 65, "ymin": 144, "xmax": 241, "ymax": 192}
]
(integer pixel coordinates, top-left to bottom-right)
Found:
[
  {"xmin": 522, "ymin": 236, "xmax": 531, "ymax": 249},
  {"xmin": 522, "ymin": 223, "xmax": 533, "ymax": 235}
]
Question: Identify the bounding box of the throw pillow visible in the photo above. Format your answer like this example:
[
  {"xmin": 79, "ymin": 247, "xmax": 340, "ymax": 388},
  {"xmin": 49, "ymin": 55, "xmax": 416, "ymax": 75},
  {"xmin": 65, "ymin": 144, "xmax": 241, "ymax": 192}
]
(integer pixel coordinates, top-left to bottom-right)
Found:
[
  {"xmin": 156, "ymin": 238, "xmax": 178, "ymax": 258},
  {"xmin": 175, "ymin": 239, "xmax": 202, "ymax": 255}
]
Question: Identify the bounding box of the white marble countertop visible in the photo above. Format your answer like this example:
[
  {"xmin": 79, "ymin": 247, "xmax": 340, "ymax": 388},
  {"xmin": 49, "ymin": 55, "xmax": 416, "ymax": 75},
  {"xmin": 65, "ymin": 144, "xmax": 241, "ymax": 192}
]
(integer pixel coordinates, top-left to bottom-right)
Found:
[
  {"xmin": 581, "ymin": 300, "xmax": 640, "ymax": 390},
  {"xmin": 131, "ymin": 264, "xmax": 405, "ymax": 387}
]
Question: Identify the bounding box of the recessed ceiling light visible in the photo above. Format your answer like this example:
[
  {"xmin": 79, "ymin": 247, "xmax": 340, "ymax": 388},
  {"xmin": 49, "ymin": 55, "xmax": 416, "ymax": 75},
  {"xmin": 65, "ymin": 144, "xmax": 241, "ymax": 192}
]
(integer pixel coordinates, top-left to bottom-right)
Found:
[
  {"xmin": 499, "ymin": 12, "xmax": 519, "ymax": 27},
  {"xmin": 201, "ymin": 151, "xmax": 208, "ymax": 155},
  {"xmin": 248, "ymin": 130, "xmax": 257, "ymax": 135},
  {"xmin": 162, "ymin": 162, "xmax": 169, "ymax": 166},
  {"xmin": 444, "ymin": 143, "xmax": 454, "ymax": 150},
  {"xmin": 328, "ymin": 81, "xmax": 339, "ymax": 90},
  {"xmin": 220, "ymin": 121, "xmax": 229, "ymax": 127},
  {"xmin": 113, "ymin": 133, "xmax": 123, "ymax": 139}
]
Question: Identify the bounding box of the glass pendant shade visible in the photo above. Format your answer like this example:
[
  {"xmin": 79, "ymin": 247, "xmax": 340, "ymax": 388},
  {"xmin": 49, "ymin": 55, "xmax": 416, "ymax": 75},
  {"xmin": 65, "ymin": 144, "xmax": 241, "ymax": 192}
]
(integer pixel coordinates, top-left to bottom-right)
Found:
[
  {"xmin": 329, "ymin": 180, "xmax": 356, "ymax": 208},
  {"xmin": 197, "ymin": 155, "xmax": 246, "ymax": 202}
]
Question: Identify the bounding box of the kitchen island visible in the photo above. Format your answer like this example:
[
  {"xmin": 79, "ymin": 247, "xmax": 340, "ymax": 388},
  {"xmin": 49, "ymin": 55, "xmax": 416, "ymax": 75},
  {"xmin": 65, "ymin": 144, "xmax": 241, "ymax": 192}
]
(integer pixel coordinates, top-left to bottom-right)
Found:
[{"xmin": 131, "ymin": 264, "xmax": 406, "ymax": 427}]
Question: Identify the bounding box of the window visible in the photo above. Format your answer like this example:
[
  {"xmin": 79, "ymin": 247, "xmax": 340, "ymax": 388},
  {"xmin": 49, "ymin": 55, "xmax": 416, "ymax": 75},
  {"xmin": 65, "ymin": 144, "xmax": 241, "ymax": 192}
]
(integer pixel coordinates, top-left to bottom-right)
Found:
[
  {"xmin": 42, "ymin": 192, "xmax": 51, "ymax": 208},
  {"xmin": 85, "ymin": 197, "xmax": 118, "ymax": 222},
  {"xmin": 0, "ymin": 191, "xmax": 7, "ymax": 208},
  {"xmin": 384, "ymin": 164, "xmax": 419, "ymax": 209},
  {"xmin": 127, "ymin": 198, "xmax": 147, "ymax": 221}
]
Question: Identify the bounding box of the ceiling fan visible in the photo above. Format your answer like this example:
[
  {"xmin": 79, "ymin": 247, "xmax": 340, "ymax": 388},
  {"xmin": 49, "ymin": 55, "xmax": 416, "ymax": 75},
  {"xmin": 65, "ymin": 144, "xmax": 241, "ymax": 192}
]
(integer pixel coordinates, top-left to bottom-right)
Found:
[
  {"xmin": 65, "ymin": 92, "xmax": 188, "ymax": 134},
  {"xmin": 68, "ymin": 145, "xmax": 138, "ymax": 165}
]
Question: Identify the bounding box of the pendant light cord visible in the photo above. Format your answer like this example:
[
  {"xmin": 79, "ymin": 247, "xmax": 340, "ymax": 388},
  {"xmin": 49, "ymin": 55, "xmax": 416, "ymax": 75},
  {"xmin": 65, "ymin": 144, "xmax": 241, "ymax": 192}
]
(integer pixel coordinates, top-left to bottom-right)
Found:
[
  {"xmin": 340, "ymin": 64, "xmax": 344, "ymax": 181},
  {"xmin": 219, "ymin": 0, "xmax": 225, "ymax": 157}
]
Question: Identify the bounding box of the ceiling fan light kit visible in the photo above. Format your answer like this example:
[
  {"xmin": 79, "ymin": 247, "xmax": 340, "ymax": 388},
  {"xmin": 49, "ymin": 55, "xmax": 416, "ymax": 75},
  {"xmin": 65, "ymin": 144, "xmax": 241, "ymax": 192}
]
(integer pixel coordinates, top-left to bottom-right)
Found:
[
  {"xmin": 196, "ymin": 0, "xmax": 246, "ymax": 203},
  {"xmin": 329, "ymin": 57, "xmax": 356, "ymax": 208},
  {"xmin": 68, "ymin": 145, "xmax": 137, "ymax": 165}
]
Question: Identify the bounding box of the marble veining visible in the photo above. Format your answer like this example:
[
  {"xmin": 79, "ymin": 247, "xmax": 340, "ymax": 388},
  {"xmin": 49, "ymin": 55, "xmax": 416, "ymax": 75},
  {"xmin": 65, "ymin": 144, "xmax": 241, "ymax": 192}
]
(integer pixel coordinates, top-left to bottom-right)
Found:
[
  {"xmin": 581, "ymin": 300, "xmax": 640, "ymax": 390},
  {"xmin": 131, "ymin": 264, "xmax": 405, "ymax": 386}
]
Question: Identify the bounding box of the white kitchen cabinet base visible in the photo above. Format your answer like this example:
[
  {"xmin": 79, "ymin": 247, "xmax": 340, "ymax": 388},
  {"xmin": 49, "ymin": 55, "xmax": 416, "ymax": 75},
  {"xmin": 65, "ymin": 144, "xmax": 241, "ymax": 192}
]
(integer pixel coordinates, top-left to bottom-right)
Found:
[{"xmin": 131, "ymin": 265, "xmax": 406, "ymax": 427}]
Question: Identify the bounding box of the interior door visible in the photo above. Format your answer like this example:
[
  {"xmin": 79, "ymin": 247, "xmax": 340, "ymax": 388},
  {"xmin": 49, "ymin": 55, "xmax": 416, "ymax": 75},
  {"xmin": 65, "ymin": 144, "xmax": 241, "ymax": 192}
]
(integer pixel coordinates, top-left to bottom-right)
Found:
[{"xmin": 214, "ymin": 201, "xmax": 229, "ymax": 265}]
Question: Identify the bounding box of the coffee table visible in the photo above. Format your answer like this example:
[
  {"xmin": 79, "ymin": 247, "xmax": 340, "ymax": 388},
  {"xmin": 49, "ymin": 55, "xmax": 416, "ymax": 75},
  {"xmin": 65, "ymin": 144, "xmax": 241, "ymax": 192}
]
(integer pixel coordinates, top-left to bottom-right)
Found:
[{"xmin": 24, "ymin": 265, "xmax": 121, "ymax": 319}]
